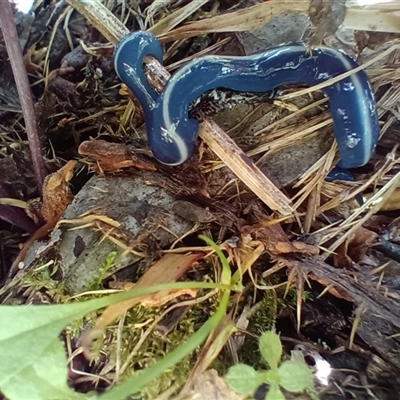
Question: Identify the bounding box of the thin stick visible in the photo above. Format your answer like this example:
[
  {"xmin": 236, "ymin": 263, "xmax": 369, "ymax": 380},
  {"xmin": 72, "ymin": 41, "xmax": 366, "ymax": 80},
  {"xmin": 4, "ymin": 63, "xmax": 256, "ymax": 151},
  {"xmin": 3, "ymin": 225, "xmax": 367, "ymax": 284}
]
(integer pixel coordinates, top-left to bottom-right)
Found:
[
  {"xmin": 0, "ymin": 0, "xmax": 46, "ymax": 193},
  {"xmin": 199, "ymin": 119, "xmax": 293, "ymax": 215},
  {"xmin": 67, "ymin": 0, "xmax": 129, "ymax": 44}
]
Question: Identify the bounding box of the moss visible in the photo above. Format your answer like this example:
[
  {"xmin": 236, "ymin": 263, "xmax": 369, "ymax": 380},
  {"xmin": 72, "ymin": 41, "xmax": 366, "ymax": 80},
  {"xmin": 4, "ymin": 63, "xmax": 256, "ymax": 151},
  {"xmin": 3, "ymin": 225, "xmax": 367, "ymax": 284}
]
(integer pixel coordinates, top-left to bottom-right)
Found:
[
  {"xmin": 99, "ymin": 300, "xmax": 215, "ymax": 399},
  {"xmin": 237, "ymin": 292, "xmax": 277, "ymax": 370},
  {"xmin": 19, "ymin": 259, "xmax": 69, "ymax": 303},
  {"xmin": 237, "ymin": 278, "xmax": 299, "ymax": 370},
  {"xmin": 86, "ymin": 251, "xmax": 117, "ymax": 290}
]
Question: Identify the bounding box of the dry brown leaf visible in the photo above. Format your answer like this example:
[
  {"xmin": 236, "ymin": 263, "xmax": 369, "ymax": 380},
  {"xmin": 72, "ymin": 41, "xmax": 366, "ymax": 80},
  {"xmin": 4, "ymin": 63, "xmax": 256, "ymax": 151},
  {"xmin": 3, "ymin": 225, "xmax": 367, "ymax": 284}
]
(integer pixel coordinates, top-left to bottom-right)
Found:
[
  {"xmin": 81, "ymin": 252, "xmax": 204, "ymax": 356},
  {"xmin": 23, "ymin": 44, "xmax": 44, "ymax": 74},
  {"xmin": 241, "ymin": 216, "xmax": 319, "ymax": 256},
  {"xmin": 78, "ymin": 139, "xmax": 156, "ymax": 173},
  {"xmin": 308, "ymin": 273, "xmax": 354, "ymax": 301},
  {"xmin": 334, "ymin": 226, "xmax": 378, "ymax": 268},
  {"xmin": 10, "ymin": 161, "xmax": 77, "ymax": 274},
  {"xmin": 41, "ymin": 160, "xmax": 76, "ymax": 223},
  {"xmin": 142, "ymin": 288, "xmax": 198, "ymax": 307}
]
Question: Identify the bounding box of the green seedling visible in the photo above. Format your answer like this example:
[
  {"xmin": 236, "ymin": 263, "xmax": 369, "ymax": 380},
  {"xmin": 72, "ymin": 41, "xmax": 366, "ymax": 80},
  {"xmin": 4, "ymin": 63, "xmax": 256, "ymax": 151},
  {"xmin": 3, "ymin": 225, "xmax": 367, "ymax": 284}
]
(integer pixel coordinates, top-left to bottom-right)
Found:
[{"xmin": 226, "ymin": 331, "xmax": 314, "ymax": 400}]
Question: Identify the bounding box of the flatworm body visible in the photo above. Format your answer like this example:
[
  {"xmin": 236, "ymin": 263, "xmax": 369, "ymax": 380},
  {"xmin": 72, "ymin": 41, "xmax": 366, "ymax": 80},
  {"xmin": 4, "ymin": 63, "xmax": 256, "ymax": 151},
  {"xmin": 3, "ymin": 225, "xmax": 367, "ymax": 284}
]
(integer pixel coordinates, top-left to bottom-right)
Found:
[{"xmin": 114, "ymin": 31, "xmax": 379, "ymax": 168}]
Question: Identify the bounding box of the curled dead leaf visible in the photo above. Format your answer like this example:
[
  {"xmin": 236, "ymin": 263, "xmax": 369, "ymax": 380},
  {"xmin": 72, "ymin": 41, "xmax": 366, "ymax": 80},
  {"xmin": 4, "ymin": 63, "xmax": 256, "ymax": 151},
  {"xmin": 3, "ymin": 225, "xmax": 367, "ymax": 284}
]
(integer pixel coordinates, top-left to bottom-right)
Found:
[
  {"xmin": 241, "ymin": 216, "xmax": 319, "ymax": 256},
  {"xmin": 41, "ymin": 160, "xmax": 77, "ymax": 223},
  {"xmin": 78, "ymin": 139, "xmax": 156, "ymax": 173},
  {"xmin": 334, "ymin": 226, "xmax": 378, "ymax": 268}
]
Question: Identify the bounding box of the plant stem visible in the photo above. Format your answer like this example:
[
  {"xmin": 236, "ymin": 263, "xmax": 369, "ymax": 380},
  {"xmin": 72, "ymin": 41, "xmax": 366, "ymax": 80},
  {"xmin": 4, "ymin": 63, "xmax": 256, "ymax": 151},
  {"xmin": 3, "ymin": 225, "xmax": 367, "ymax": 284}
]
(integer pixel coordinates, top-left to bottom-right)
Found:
[{"xmin": 0, "ymin": 1, "xmax": 46, "ymax": 194}]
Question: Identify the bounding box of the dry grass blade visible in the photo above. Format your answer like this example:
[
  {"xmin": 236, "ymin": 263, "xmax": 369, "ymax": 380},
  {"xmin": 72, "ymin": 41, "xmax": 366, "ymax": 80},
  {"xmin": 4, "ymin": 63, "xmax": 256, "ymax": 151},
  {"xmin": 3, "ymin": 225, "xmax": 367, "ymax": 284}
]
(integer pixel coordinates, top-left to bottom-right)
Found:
[
  {"xmin": 149, "ymin": 0, "xmax": 209, "ymax": 35},
  {"xmin": 56, "ymin": 214, "xmax": 121, "ymax": 229},
  {"xmin": 349, "ymin": 302, "xmax": 367, "ymax": 349},
  {"xmin": 202, "ymin": 101, "xmax": 332, "ymax": 175},
  {"xmin": 249, "ymin": 115, "xmax": 333, "ymax": 158},
  {"xmin": 43, "ymin": 6, "xmax": 72, "ymax": 88},
  {"xmin": 323, "ymin": 163, "xmax": 400, "ymax": 256},
  {"xmin": 253, "ymin": 98, "xmax": 329, "ymax": 137},
  {"xmin": 292, "ymin": 144, "xmax": 337, "ymax": 211},
  {"xmin": 0, "ymin": 198, "xmax": 28, "ymax": 209},
  {"xmin": 167, "ymin": 37, "xmax": 232, "ymax": 72},
  {"xmin": 184, "ymin": 315, "xmax": 236, "ymax": 390},
  {"xmin": 117, "ymin": 289, "xmax": 218, "ymax": 380}
]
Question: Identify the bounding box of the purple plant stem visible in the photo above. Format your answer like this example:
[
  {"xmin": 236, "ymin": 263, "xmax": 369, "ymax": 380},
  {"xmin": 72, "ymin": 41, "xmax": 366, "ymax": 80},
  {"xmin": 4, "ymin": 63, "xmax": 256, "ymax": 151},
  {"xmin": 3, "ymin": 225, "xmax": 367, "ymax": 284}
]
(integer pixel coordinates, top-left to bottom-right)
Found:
[
  {"xmin": 0, "ymin": 1, "xmax": 46, "ymax": 194},
  {"xmin": 0, "ymin": 183, "xmax": 36, "ymax": 233}
]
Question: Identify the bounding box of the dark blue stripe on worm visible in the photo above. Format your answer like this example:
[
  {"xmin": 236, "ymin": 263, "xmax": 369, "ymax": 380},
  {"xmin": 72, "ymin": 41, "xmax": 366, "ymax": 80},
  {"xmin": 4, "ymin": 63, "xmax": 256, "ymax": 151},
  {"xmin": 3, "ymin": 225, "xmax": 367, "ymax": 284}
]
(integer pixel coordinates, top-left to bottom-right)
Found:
[{"xmin": 114, "ymin": 31, "xmax": 379, "ymax": 168}]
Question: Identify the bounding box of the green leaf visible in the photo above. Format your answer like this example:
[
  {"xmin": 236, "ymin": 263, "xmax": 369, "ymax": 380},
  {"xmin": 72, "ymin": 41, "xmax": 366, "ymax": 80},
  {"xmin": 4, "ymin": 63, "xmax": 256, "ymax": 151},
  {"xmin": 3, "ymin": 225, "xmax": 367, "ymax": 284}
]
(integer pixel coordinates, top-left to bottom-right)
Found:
[
  {"xmin": 259, "ymin": 331, "xmax": 282, "ymax": 370},
  {"xmin": 199, "ymin": 235, "xmax": 231, "ymax": 286},
  {"xmin": 264, "ymin": 369, "xmax": 281, "ymax": 384},
  {"xmin": 0, "ymin": 300, "xmax": 100, "ymax": 400},
  {"xmin": 3, "ymin": 338, "xmax": 86, "ymax": 400},
  {"xmin": 0, "ymin": 281, "xmax": 227, "ymax": 400},
  {"xmin": 278, "ymin": 361, "xmax": 314, "ymax": 392},
  {"xmin": 225, "ymin": 364, "xmax": 264, "ymax": 394},
  {"xmin": 265, "ymin": 382, "xmax": 285, "ymax": 400}
]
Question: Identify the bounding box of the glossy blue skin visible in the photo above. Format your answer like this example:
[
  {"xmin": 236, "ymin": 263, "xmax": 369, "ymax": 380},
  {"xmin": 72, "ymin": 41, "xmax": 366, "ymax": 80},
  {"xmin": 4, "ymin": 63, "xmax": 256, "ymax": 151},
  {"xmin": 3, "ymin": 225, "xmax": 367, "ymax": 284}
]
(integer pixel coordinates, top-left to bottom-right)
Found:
[
  {"xmin": 326, "ymin": 167, "xmax": 364, "ymax": 205},
  {"xmin": 326, "ymin": 166, "xmax": 355, "ymax": 182},
  {"xmin": 114, "ymin": 31, "xmax": 379, "ymax": 168}
]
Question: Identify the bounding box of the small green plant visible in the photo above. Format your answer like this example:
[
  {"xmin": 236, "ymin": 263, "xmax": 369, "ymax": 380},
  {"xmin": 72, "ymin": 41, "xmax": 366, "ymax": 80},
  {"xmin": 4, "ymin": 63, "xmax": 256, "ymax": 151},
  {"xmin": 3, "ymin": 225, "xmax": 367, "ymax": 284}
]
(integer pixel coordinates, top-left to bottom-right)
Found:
[
  {"xmin": 86, "ymin": 251, "xmax": 117, "ymax": 290},
  {"xmin": 225, "ymin": 331, "xmax": 314, "ymax": 400}
]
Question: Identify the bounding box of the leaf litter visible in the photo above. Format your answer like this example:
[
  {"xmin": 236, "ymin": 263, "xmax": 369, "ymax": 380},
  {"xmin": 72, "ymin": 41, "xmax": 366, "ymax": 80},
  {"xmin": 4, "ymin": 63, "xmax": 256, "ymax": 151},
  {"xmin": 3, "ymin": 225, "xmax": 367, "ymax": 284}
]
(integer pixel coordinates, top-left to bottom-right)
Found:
[{"xmin": 1, "ymin": 0, "xmax": 400, "ymax": 399}]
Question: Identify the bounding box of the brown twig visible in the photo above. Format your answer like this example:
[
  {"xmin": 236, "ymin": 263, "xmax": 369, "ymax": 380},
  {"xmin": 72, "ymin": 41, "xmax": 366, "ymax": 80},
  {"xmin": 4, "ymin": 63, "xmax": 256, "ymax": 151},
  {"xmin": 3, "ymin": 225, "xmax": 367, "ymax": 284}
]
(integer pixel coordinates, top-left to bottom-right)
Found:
[{"xmin": 0, "ymin": 0, "xmax": 46, "ymax": 194}]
